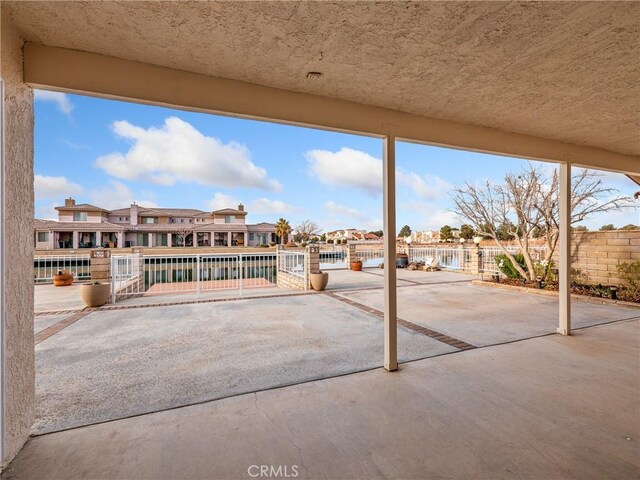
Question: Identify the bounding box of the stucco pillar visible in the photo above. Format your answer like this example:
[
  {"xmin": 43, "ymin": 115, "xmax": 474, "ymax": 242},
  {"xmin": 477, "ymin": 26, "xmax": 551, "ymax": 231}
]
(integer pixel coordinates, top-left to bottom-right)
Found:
[
  {"xmin": 167, "ymin": 233, "xmax": 172, "ymax": 247},
  {"xmin": 72, "ymin": 231, "xmax": 79, "ymax": 249},
  {"xmin": 558, "ymin": 162, "xmax": 572, "ymax": 335},
  {"xmin": 95, "ymin": 231, "xmax": 101, "ymax": 248},
  {"xmin": 346, "ymin": 244, "xmax": 356, "ymax": 269},
  {"xmin": 227, "ymin": 232, "xmax": 232, "ymax": 247},
  {"xmin": 1, "ymin": 14, "xmax": 35, "ymax": 467},
  {"xmin": 470, "ymin": 244, "xmax": 481, "ymax": 275},
  {"xmin": 116, "ymin": 231, "xmax": 124, "ymax": 248},
  {"xmin": 383, "ymin": 135, "xmax": 397, "ymax": 372},
  {"xmin": 47, "ymin": 232, "xmax": 54, "ymax": 250},
  {"xmin": 90, "ymin": 249, "xmax": 111, "ymax": 281},
  {"xmin": 306, "ymin": 245, "xmax": 320, "ymax": 289},
  {"xmin": 148, "ymin": 233, "xmax": 154, "ymax": 248}
]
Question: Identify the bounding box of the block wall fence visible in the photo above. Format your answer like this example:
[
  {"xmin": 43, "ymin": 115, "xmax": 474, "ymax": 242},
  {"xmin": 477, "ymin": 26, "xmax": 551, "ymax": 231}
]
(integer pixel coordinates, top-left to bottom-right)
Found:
[{"xmin": 560, "ymin": 230, "xmax": 639, "ymax": 286}]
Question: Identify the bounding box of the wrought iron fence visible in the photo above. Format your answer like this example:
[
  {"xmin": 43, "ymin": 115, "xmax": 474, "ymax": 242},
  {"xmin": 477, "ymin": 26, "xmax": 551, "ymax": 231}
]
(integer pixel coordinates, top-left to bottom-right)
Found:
[
  {"xmin": 33, "ymin": 254, "xmax": 91, "ymax": 283},
  {"xmin": 277, "ymin": 250, "xmax": 306, "ymax": 279},
  {"xmin": 319, "ymin": 247, "xmax": 347, "ymax": 270},
  {"xmin": 111, "ymin": 252, "xmax": 278, "ymax": 302}
]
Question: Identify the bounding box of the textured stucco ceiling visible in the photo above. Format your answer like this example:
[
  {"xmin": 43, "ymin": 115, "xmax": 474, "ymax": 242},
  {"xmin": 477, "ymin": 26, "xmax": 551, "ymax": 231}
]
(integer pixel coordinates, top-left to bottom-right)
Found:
[{"xmin": 4, "ymin": 1, "xmax": 639, "ymax": 156}]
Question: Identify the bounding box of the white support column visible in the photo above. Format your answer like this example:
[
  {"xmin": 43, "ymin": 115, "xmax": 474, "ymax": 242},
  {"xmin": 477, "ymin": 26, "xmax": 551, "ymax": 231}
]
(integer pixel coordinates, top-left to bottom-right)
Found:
[
  {"xmin": 148, "ymin": 232, "xmax": 154, "ymax": 248},
  {"xmin": 72, "ymin": 231, "xmax": 79, "ymax": 249},
  {"xmin": 227, "ymin": 231, "xmax": 232, "ymax": 247},
  {"xmin": 383, "ymin": 135, "xmax": 398, "ymax": 372},
  {"xmin": 558, "ymin": 162, "xmax": 571, "ymax": 335},
  {"xmin": 96, "ymin": 231, "xmax": 101, "ymax": 248},
  {"xmin": 116, "ymin": 231, "xmax": 124, "ymax": 248},
  {"xmin": 167, "ymin": 233, "xmax": 172, "ymax": 247}
]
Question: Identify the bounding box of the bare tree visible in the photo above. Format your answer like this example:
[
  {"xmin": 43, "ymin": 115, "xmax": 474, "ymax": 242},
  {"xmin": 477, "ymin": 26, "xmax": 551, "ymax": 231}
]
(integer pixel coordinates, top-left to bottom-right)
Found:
[
  {"xmin": 294, "ymin": 220, "xmax": 321, "ymax": 243},
  {"xmin": 453, "ymin": 164, "xmax": 634, "ymax": 281},
  {"xmin": 534, "ymin": 168, "xmax": 633, "ymax": 266}
]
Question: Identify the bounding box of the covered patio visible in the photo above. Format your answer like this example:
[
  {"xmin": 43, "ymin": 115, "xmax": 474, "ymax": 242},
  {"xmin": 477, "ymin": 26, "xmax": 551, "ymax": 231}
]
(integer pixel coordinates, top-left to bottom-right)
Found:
[
  {"xmin": 1, "ymin": 1, "xmax": 638, "ymax": 477},
  {"xmin": 8, "ymin": 319, "xmax": 640, "ymax": 479}
]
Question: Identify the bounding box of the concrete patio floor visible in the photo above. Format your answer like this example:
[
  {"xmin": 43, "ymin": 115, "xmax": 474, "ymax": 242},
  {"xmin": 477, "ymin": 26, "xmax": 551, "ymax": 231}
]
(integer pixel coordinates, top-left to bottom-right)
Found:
[
  {"xmin": 7, "ymin": 319, "xmax": 639, "ymax": 480},
  {"xmin": 34, "ymin": 293, "xmax": 456, "ymax": 434},
  {"xmin": 31, "ymin": 269, "xmax": 638, "ymax": 439}
]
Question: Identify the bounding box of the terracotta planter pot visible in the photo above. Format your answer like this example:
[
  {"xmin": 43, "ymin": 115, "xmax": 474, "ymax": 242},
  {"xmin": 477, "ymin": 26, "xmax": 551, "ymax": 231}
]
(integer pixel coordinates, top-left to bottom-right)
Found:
[
  {"xmin": 350, "ymin": 261, "xmax": 363, "ymax": 271},
  {"xmin": 52, "ymin": 272, "xmax": 73, "ymax": 287},
  {"xmin": 309, "ymin": 272, "xmax": 329, "ymax": 291},
  {"xmin": 80, "ymin": 283, "xmax": 111, "ymax": 307}
]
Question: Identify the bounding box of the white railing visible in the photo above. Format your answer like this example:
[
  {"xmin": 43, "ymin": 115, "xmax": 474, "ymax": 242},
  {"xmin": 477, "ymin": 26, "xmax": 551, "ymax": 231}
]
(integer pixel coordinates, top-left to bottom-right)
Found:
[
  {"xmin": 357, "ymin": 248, "xmax": 385, "ymax": 268},
  {"xmin": 319, "ymin": 247, "xmax": 347, "ymax": 270},
  {"xmin": 409, "ymin": 247, "xmax": 470, "ymax": 271},
  {"xmin": 111, "ymin": 252, "xmax": 278, "ymax": 302},
  {"xmin": 34, "ymin": 254, "xmax": 91, "ymax": 283},
  {"xmin": 480, "ymin": 246, "xmax": 547, "ymax": 274},
  {"xmin": 277, "ymin": 250, "xmax": 306, "ymax": 279}
]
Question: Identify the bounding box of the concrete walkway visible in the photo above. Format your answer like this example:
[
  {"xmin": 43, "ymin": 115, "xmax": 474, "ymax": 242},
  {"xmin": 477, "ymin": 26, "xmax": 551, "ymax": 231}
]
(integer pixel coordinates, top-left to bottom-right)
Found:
[{"xmin": 6, "ymin": 319, "xmax": 639, "ymax": 480}]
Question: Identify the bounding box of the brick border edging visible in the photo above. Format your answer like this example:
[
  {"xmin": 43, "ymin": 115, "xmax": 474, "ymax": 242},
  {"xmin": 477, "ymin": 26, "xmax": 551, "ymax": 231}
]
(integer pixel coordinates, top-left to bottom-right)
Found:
[
  {"xmin": 472, "ymin": 280, "xmax": 640, "ymax": 309},
  {"xmin": 323, "ymin": 291, "xmax": 476, "ymax": 350}
]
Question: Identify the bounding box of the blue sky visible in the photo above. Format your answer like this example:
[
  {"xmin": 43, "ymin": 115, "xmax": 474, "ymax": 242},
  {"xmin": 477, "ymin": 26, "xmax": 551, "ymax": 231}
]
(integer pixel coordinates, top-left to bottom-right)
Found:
[{"xmin": 34, "ymin": 91, "xmax": 638, "ymax": 232}]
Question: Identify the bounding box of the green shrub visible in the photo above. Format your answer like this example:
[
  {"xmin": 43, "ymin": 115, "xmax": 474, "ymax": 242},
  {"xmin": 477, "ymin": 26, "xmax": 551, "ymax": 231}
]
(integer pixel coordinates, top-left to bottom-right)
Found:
[
  {"xmin": 616, "ymin": 261, "xmax": 640, "ymax": 296},
  {"xmin": 495, "ymin": 253, "xmax": 527, "ymax": 279}
]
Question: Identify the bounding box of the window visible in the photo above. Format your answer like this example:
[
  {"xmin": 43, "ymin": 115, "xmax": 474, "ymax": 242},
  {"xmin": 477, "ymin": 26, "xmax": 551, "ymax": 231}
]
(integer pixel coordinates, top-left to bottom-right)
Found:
[
  {"xmin": 73, "ymin": 212, "xmax": 87, "ymax": 221},
  {"xmin": 181, "ymin": 219, "xmax": 185, "ymax": 223},
  {"xmin": 136, "ymin": 233, "xmax": 149, "ymax": 247},
  {"xmin": 156, "ymin": 233, "xmax": 168, "ymax": 247},
  {"xmin": 141, "ymin": 217, "xmax": 158, "ymax": 224},
  {"xmin": 119, "ymin": 217, "xmax": 123, "ymax": 221},
  {"xmin": 37, "ymin": 232, "xmax": 48, "ymax": 242},
  {"xmin": 225, "ymin": 215, "xmax": 235, "ymax": 224}
]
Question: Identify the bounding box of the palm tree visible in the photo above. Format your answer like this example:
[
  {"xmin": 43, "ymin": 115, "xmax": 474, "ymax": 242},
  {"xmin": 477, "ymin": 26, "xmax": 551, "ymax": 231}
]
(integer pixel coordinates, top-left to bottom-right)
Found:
[{"xmin": 275, "ymin": 218, "xmax": 292, "ymax": 245}]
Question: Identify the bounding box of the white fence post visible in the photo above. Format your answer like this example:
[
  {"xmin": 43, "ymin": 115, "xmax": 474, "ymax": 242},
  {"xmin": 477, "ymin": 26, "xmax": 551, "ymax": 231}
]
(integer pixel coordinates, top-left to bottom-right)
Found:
[
  {"xmin": 196, "ymin": 254, "xmax": 200, "ymax": 296},
  {"xmin": 239, "ymin": 253, "xmax": 243, "ymax": 296}
]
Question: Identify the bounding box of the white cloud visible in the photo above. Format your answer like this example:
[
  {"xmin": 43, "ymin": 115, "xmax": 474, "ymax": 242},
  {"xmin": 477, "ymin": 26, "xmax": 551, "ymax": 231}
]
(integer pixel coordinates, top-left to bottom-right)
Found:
[
  {"xmin": 396, "ymin": 171, "xmax": 452, "ymax": 200},
  {"xmin": 324, "ymin": 200, "xmax": 369, "ymax": 222},
  {"xmin": 306, "ymin": 147, "xmax": 451, "ymax": 199},
  {"xmin": 401, "ymin": 201, "xmax": 459, "ymax": 230},
  {"xmin": 34, "ymin": 175, "xmax": 83, "ymax": 200},
  {"xmin": 34, "ymin": 90, "xmax": 73, "ymax": 116},
  {"xmin": 205, "ymin": 193, "xmax": 241, "ymax": 211},
  {"xmin": 96, "ymin": 117, "xmax": 282, "ymax": 191},
  {"xmin": 89, "ymin": 181, "xmax": 158, "ymax": 211},
  {"xmin": 322, "ymin": 200, "xmax": 383, "ymax": 231},
  {"xmin": 307, "ymin": 147, "xmax": 381, "ymax": 195},
  {"xmin": 249, "ymin": 198, "xmax": 304, "ymax": 215},
  {"xmin": 35, "ymin": 202, "xmax": 59, "ymax": 220}
]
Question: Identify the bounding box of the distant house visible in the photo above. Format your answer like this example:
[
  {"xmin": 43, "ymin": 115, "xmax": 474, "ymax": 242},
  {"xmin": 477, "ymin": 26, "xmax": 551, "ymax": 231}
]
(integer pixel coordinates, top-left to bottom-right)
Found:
[
  {"xmin": 325, "ymin": 228, "xmax": 369, "ymax": 242},
  {"xmin": 352, "ymin": 231, "xmax": 380, "ymax": 241},
  {"xmin": 34, "ymin": 197, "xmax": 278, "ymax": 249},
  {"xmin": 410, "ymin": 230, "xmax": 440, "ymax": 243}
]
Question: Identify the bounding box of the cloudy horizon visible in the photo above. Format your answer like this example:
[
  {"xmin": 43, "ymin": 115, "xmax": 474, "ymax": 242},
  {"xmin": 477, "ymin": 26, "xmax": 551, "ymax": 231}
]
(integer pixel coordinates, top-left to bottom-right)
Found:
[{"xmin": 34, "ymin": 91, "xmax": 638, "ymax": 233}]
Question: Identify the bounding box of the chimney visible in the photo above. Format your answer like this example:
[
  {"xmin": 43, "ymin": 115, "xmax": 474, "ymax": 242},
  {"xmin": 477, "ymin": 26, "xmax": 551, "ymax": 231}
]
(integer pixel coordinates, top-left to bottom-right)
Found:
[
  {"xmin": 64, "ymin": 197, "xmax": 76, "ymax": 207},
  {"xmin": 238, "ymin": 203, "xmax": 244, "ymax": 212},
  {"xmin": 130, "ymin": 202, "xmax": 138, "ymax": 225}
]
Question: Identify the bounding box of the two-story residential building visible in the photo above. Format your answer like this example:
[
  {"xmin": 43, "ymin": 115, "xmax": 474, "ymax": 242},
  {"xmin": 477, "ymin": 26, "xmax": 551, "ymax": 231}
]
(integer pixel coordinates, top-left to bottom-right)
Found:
[{"xmin": 34, "ymin": 198, "xmax": 279, "ymax": 249}]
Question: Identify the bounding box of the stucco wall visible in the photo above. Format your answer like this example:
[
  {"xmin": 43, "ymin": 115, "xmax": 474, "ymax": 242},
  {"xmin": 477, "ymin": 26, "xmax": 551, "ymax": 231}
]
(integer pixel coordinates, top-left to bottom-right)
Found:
[{"xmin": 1, "ymin": 13, "xmax": 35, "ymax": 469}]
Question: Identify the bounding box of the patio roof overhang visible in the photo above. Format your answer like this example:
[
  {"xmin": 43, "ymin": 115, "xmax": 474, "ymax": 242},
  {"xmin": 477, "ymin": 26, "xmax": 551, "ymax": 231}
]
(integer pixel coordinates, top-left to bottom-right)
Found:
[{"xmin": 5, "ymin": 1, "xmax": 638, "ymax": 173}]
